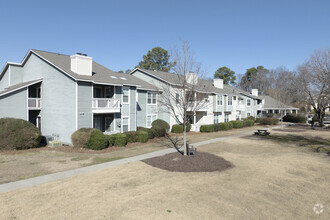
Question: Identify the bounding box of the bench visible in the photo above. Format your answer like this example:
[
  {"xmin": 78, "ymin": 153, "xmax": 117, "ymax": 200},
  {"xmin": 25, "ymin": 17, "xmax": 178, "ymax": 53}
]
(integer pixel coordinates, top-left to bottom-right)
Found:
[
  {"xmin": 254, "ymin": 129, "xmax": 270, "ymax": 136},
  {"xmin": 187, "ymin": 144, "xmax": 197, "ymax": 155}
]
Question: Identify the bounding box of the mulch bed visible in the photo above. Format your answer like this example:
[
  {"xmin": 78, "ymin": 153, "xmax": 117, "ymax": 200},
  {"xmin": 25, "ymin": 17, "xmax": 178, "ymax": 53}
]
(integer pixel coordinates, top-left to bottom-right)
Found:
[{"xmin": 142, "ymin": 151, "xmax": 233, "ymax": 172}]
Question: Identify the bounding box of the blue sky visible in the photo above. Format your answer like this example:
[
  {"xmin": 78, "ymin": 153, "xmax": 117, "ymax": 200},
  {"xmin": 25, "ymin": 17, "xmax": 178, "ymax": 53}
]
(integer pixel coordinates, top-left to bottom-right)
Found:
[{"xmin": 0, "ymin": 0, "xmax": 329, "ymax": 78}]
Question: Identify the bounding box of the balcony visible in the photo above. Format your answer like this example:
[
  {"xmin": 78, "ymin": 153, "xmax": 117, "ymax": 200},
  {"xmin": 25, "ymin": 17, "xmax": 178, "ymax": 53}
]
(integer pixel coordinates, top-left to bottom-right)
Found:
[
  {"xmin": 187, "ymin": 100, "xmax": 209, "ymax": 112},
  {"xmin": 28, "ymin": 98, "xmax": 41, "ymax": 110},
  {"xmin": 92, "ymin": 98, "xmax": 120, "ymax": 113},
  {"xmin": 236, "ymin": 104, "xmax": 246, "ymax": 110}
]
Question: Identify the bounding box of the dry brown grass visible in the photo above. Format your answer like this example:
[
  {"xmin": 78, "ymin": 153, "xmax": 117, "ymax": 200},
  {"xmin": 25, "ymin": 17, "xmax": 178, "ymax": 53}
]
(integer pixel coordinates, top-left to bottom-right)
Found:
[{"xmin": 0, "ymin": 125, "xmax": 329, "ymax": 219}]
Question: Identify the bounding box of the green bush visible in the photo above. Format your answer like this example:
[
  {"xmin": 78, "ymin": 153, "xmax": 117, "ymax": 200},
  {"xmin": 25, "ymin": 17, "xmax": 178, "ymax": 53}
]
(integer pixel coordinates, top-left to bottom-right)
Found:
[
  {"xmin": 151, "ymin": 119, "xmax": 170, "ymax": 132},
  {"xmin": 151, "ymin": 127, "xmax": 166, "ymax": 137},
  {"xmin": 283, "ymin": 114, "xmax": 307, "ymax": 123},
  {"xmin": 137, "ymin": 131, "xmax": 148, "ymax": 143},
  {"xmin": 86, "ymin": 129, "xmax": 108, "ymax": 150},
  {"xmin": 171, "ymin": 124, "xmax": 183, "ymax": 133},
  {"xmin": 137, "ymin": 127, "xmax": 154, "ymax": 139},
  {"xmin": 124, "ymin": 131, "xmax": 138, "ymax": 143},
  {"xmin": 200, "ymin": 124, "xmax": 214, "ymax": 132},
  {"xmin": 113, "ymin": 133, "xmax": 127, "ymax": 146},
  {"xmin": 0, "ymin": 118, "xmax": 42, "ymax": 150},
  {"xmin": 246, "ymin": 116, "xmax": 256, "ymax": 121},
  {"xmin": 170, "ymin": 124, "xmax": 191, "ymax": 133},
  {"xmin": 219, "ymin": 122, "xmax": 233, "ymax": 130},
  {"xmin": 214, "ymin": 123, "xmax": 221, "ymax": 131},
  {"xmin": 230, "ymin": 120, "xmax": 244, "ymax": 128},
  {"xmin": 72, "ymin": 128, "xmax": 95, "ymax": 148},
  {"xmin": 106, "ymin": 134, "xmax": 116, "ymax": 147},
  {"xmin": 258, "ymin": 117, "xmax": 279, "ymax": 125},
  {"xmin": 243, "ymin": 119, "xmax": 255, "ymax": 127}
]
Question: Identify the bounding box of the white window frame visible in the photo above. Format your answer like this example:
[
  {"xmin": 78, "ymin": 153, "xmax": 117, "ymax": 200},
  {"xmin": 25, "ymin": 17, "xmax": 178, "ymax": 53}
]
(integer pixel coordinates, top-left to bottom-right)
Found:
[
  {"xmin": 122, "ymin": 116, "xmax": 129, "ymax": 132},
  {"xmin": 224, "ymin": 113, "xmax": 230, "ymax": 122},
  {"xmin": 176, "ymin": 93, "xmax": 180, "ymax": 104},
  {"xmin": 214, "ymin": 114, "xmax": 219, "ymax": 124},
  {"xmin": 217, "ymin": 95, "xmax": 223, "ymax": 106},
  {"xmin": 122, "ymin": 86, "xmax": 129, "ymax": 104},
  {"xmin": 147, "ymin": 92, "xmax": 157, "ymax": 105},
  {"xmin": 146, "ymin": 114, "xmax": 157, "ymax": 128},
  {"xmin": 94, "ymin": 86, "xmax": 102, "ymax": 98},
  {"xmin": 228, "ymin": 96, "xmax": 232, "ymax": 106},
  {"xmin": 247, "ymin": 112, "xmax": 251, "ymax": 117},
  {"xmin": 247, "ymin": 99, "xmax": 251, "ymax": 106}
]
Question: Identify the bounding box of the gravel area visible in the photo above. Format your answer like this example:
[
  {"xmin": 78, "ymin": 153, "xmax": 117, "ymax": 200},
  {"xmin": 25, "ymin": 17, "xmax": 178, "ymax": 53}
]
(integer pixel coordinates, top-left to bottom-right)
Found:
[{"xmin": 142, "ymin": 151, "xmax": 233, "ymax": 172}]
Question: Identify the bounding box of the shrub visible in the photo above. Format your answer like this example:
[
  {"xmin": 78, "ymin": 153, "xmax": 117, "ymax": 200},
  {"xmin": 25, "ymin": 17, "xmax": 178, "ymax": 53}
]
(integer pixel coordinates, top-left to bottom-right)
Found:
[
  {"xmin": 106, "ymin": 134, "xmax": 116, "ymax": 147},
  {"xmin": 246, "ymin": 116, "xmax": 256, "ymax": 122},
  {"xmin": 219, "ymin": 122, "xmax": 233, "ymax": 130},
  {"xmin": 200, "ymin": 124, "xmax": 214, "ymax": 132},
  {"xmin": 137, "ymin": 131, "xmax": 148, "ymax": 143},
  {"xmin": 258, "ymin": 117, "xmax": 279, "ymax": 125},
  {"xmin": 137, "ymin": 127, "xmax": 154, "ymax": 139},
  {"xmin": 124, "ymin": 131, "xmax": 138, "ymax": 143},
  {"xmin": 230, "ymin": 120, "xmax": 244, "ymax": 128},
  {"xmin": 171, "ymin": 124, "xmax": 191, "ymax": 133},
  {"xmin": 72, "ymin": 128, "xmax": 97, "ymax": 148},
  {"xmin": 151, "ymin": 119, "xmax": 170, "ymax": 132},
  {"xmin": 0, "ymin": 118, "xmax": 42, "ymax": 150},
  {"xmin": 283, "ymin": 114, "xmax": 307, "ymax": 123},
  {"xmin": 86, "ymin": 129, "xmax": 108, "ymax": 150},
  {"xmin": 243, "ymin": 119, "xmax": 255, "ymax": 127},
  {"xmin": 113, "ymin": 133, "xmax": 127, "ymax": 146},
  {"xmin": 214, "ymin": 123, "xmax": 221, "ymax": 131},
  {"xmin": 151, "ymin": 127, "xmax": 166, "ymax": 137},
  {"xmin": 171, "ymin": 124, "xmax": 183, "ymax": 133}
]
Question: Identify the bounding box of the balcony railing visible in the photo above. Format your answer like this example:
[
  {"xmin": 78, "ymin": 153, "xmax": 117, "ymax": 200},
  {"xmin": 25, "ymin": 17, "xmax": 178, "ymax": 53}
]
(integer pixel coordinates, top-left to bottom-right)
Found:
[
  {"xmin": 236, "ymin": 104, "xmax": 245, "ymax": 110},
  {"xmin": 28, "ymin": 98, "xmax": 41, "ymax": 109},
  {"xmin": 187, "ymin": 100, "xmax": 209, "ymax": 112},
  {"xmin": 92, "ymin": 98, "xmax": 120, "ymax": 113}
]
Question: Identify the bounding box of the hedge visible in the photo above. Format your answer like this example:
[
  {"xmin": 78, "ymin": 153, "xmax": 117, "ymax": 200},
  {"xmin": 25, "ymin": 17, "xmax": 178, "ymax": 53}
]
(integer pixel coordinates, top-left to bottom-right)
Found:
[
  {"xmin": 200, "ymin": 124, "xmax": 214, "ymax": 132},
  {"xmin": 86, "ymin": 129, "xmax": 108, "ymax": 150},
  {"xmin": 106, "ymin": 134, "xmax": 116, "ymax": 147},
  {"xmin": 72, "ymin": 128, "xmax": 97, "ymax": 148},
  {"xmin": 137, "ymin": 127, "xmax": 154, "ymax": 139},
  {"xmin": 137, "ymin": 131, "xmax": 148, "ymax": 143},
  {"xmin": 283, "ymin": 114, "xmax": 307, "ymax": 123},
  {"xmin": 246, "ymin": 116, "xmax": 256, "ymax": 122},
  {"xmin": 171, "ymin": 124, "xmax": 183, "ymax": 133},
  {"xmin": 219, "ymin": 122, "xmax": 233, "ymax": 130},
  {"xmin": 258, "ymin": 117, "xmax": 279, "ymax": 125},
  {"xmin": 230, "ymin": 120, "xmax": 244, "ymax": 128},
  {"xmin": 0, "ymin": 118, "xmax": 42, "ymax": 150},
  {"xmin": 151, "ymin": 127, "xmax": 166, "ymax": 138},
  {"xmin": 124, "ymin": 131, "xmax": 138, "ymax": 143},
  {"xmin": 151, "ymin": 119, "xmax": 170, "ymax": 132},
  {"xmin": 113, "ymin": 133, "xmax": 127, "ymax": 146},
  {"xmin": 243, "ymin": 119, "xmax": 255, "ymax": 127}
]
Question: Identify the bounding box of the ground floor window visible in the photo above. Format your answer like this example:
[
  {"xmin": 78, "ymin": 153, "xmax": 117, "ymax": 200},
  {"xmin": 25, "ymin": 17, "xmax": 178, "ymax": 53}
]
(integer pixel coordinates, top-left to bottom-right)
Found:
[
  {"xmin": 147, "ymin": 114, "xmax": 157, "ymax": 128},
  {"xmin": 247, "ymin": 112, "xmax": 251, "ymax": 117},
  {"xmin": 225, "ymin": 113, "xmax": 230, "ymax": 122},
  {"xmin": 214, "ymin": 113, "xmax": 222, "ymax": 124},
  {"xmin": 122, "ymin": 117, "xmax": 129, "ymax": 132}
]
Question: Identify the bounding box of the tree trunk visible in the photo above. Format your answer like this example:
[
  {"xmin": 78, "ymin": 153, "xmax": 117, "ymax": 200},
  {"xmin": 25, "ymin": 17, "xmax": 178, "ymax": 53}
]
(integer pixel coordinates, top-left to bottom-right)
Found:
[{"xmin": 183, "ymin": 110, "xmax": 187, "ymax": 156}]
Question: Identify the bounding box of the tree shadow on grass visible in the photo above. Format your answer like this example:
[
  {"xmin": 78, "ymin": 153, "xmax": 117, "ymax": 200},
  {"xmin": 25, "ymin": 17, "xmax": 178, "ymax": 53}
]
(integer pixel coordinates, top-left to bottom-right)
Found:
[{"xmin": 264, "ymin": 134, "xmax": 330, "ymax": 155}]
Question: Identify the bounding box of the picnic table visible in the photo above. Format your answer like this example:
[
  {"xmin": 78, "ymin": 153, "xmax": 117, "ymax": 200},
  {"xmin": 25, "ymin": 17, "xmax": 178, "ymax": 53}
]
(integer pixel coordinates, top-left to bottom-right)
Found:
[{"xmin": 254, "ymin": 129, "xmax": 270, "ymax": 136}]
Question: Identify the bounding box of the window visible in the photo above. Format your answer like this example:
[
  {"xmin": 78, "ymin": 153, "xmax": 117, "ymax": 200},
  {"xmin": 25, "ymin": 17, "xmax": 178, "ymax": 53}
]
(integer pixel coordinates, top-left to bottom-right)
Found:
[
  {"xmin": 225, "ymin": 113, "xmax": 230, "ymax": 122},
  {"xmin": 94, "ymin": 87, "xmax": 102, "ymax": 98},
  {"xmin": 176, "ymin": 93, "xmax": 180, "ymax": 104},
  {"xmin": 122, "ymin": 117, "xmax": 129, "ymax": 132},
  {"xmin": 217, "ymin": 95, "xmax": 222, "ymax": 105},
  {"xmin": 214, "ymin": 114, "xmax": 219, "ymax": 124},
  {"xmin": 105, "ymin": 87, "xmax": 114, "ymax": 98},
  {"xmin": 120, "ymin": 77, "xmax": 127, "ymax": 80},
  {"xmin": 147, "ymin": 115, "xmax": 157, "ymax": 127},
  {"xmin": 122, "ymin": 87, "xmax": 129, "ymax": 103},
  {"xmin": 228, "ymin": 96, "xmax": 232, "ymax": 106},
  {"xmin": 147, "ymin": 92, "xmax": 156, "ymax": 104},
  {"xmin": 247, "ymin": 99, "xmax": 251, "ymax": 106},
  {"xmin": 247, "ymin": 113, "xmax": 251, "ymax": 116}
]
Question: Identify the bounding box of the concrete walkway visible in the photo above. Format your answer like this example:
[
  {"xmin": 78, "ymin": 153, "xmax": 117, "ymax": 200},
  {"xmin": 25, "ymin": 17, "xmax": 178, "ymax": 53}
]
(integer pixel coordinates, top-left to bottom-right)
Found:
[{"xmin": 0, "ymin": 125, "xmax": 284, "ymax": 193}]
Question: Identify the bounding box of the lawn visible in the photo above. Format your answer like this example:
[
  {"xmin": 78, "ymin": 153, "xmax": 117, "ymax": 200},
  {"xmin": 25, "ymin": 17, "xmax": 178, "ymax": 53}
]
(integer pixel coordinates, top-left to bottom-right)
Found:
[
  {"xmin": 0, "ymin": 125, "xmax": 267, "ymax": 184},
  {"xmin": 0, "ymin": 124, "xmax": 329, "ymax": 219}
]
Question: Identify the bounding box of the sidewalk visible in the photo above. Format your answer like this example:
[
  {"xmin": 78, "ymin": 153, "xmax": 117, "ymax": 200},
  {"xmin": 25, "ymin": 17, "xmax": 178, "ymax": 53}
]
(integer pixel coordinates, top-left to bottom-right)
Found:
[{"xmin": 0, "ymin": 125, "xmax": 283, "ymax": 193}]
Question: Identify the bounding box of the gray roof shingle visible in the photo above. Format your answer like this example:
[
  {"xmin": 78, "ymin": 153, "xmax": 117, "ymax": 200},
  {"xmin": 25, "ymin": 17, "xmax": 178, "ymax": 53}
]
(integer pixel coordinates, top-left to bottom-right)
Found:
[
  {"xmin": 31, "ymin": 50, "xmax": 157, "ymax": 91},
  {"xmin": 0, "ymin": 79, "xmax": 42, "ymax": 97},
  {"xmin": 259, "ymin": 95, "xmax": 298, "ymax": 109}
]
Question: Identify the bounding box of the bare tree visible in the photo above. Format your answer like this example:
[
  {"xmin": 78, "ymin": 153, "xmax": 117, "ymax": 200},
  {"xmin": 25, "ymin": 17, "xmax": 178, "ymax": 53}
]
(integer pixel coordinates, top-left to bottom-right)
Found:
[
  {"xmin": 297, "ymin": 49, "xmax": 330, "ymax": 125},
  {"xmin": 158, "ymin": 40, "xmax": 211, "ymax": 155}
]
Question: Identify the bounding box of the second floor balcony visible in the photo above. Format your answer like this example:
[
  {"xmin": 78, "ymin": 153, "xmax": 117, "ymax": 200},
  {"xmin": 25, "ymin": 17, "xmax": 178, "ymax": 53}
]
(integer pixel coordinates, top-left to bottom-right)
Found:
[
  {"xmin": 92, "ymin": 98, "xmax": 120, "ymax": 113},
  {"xmin": 28, "ymin": 98, "xmax": 41, "ymax": 110}
]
